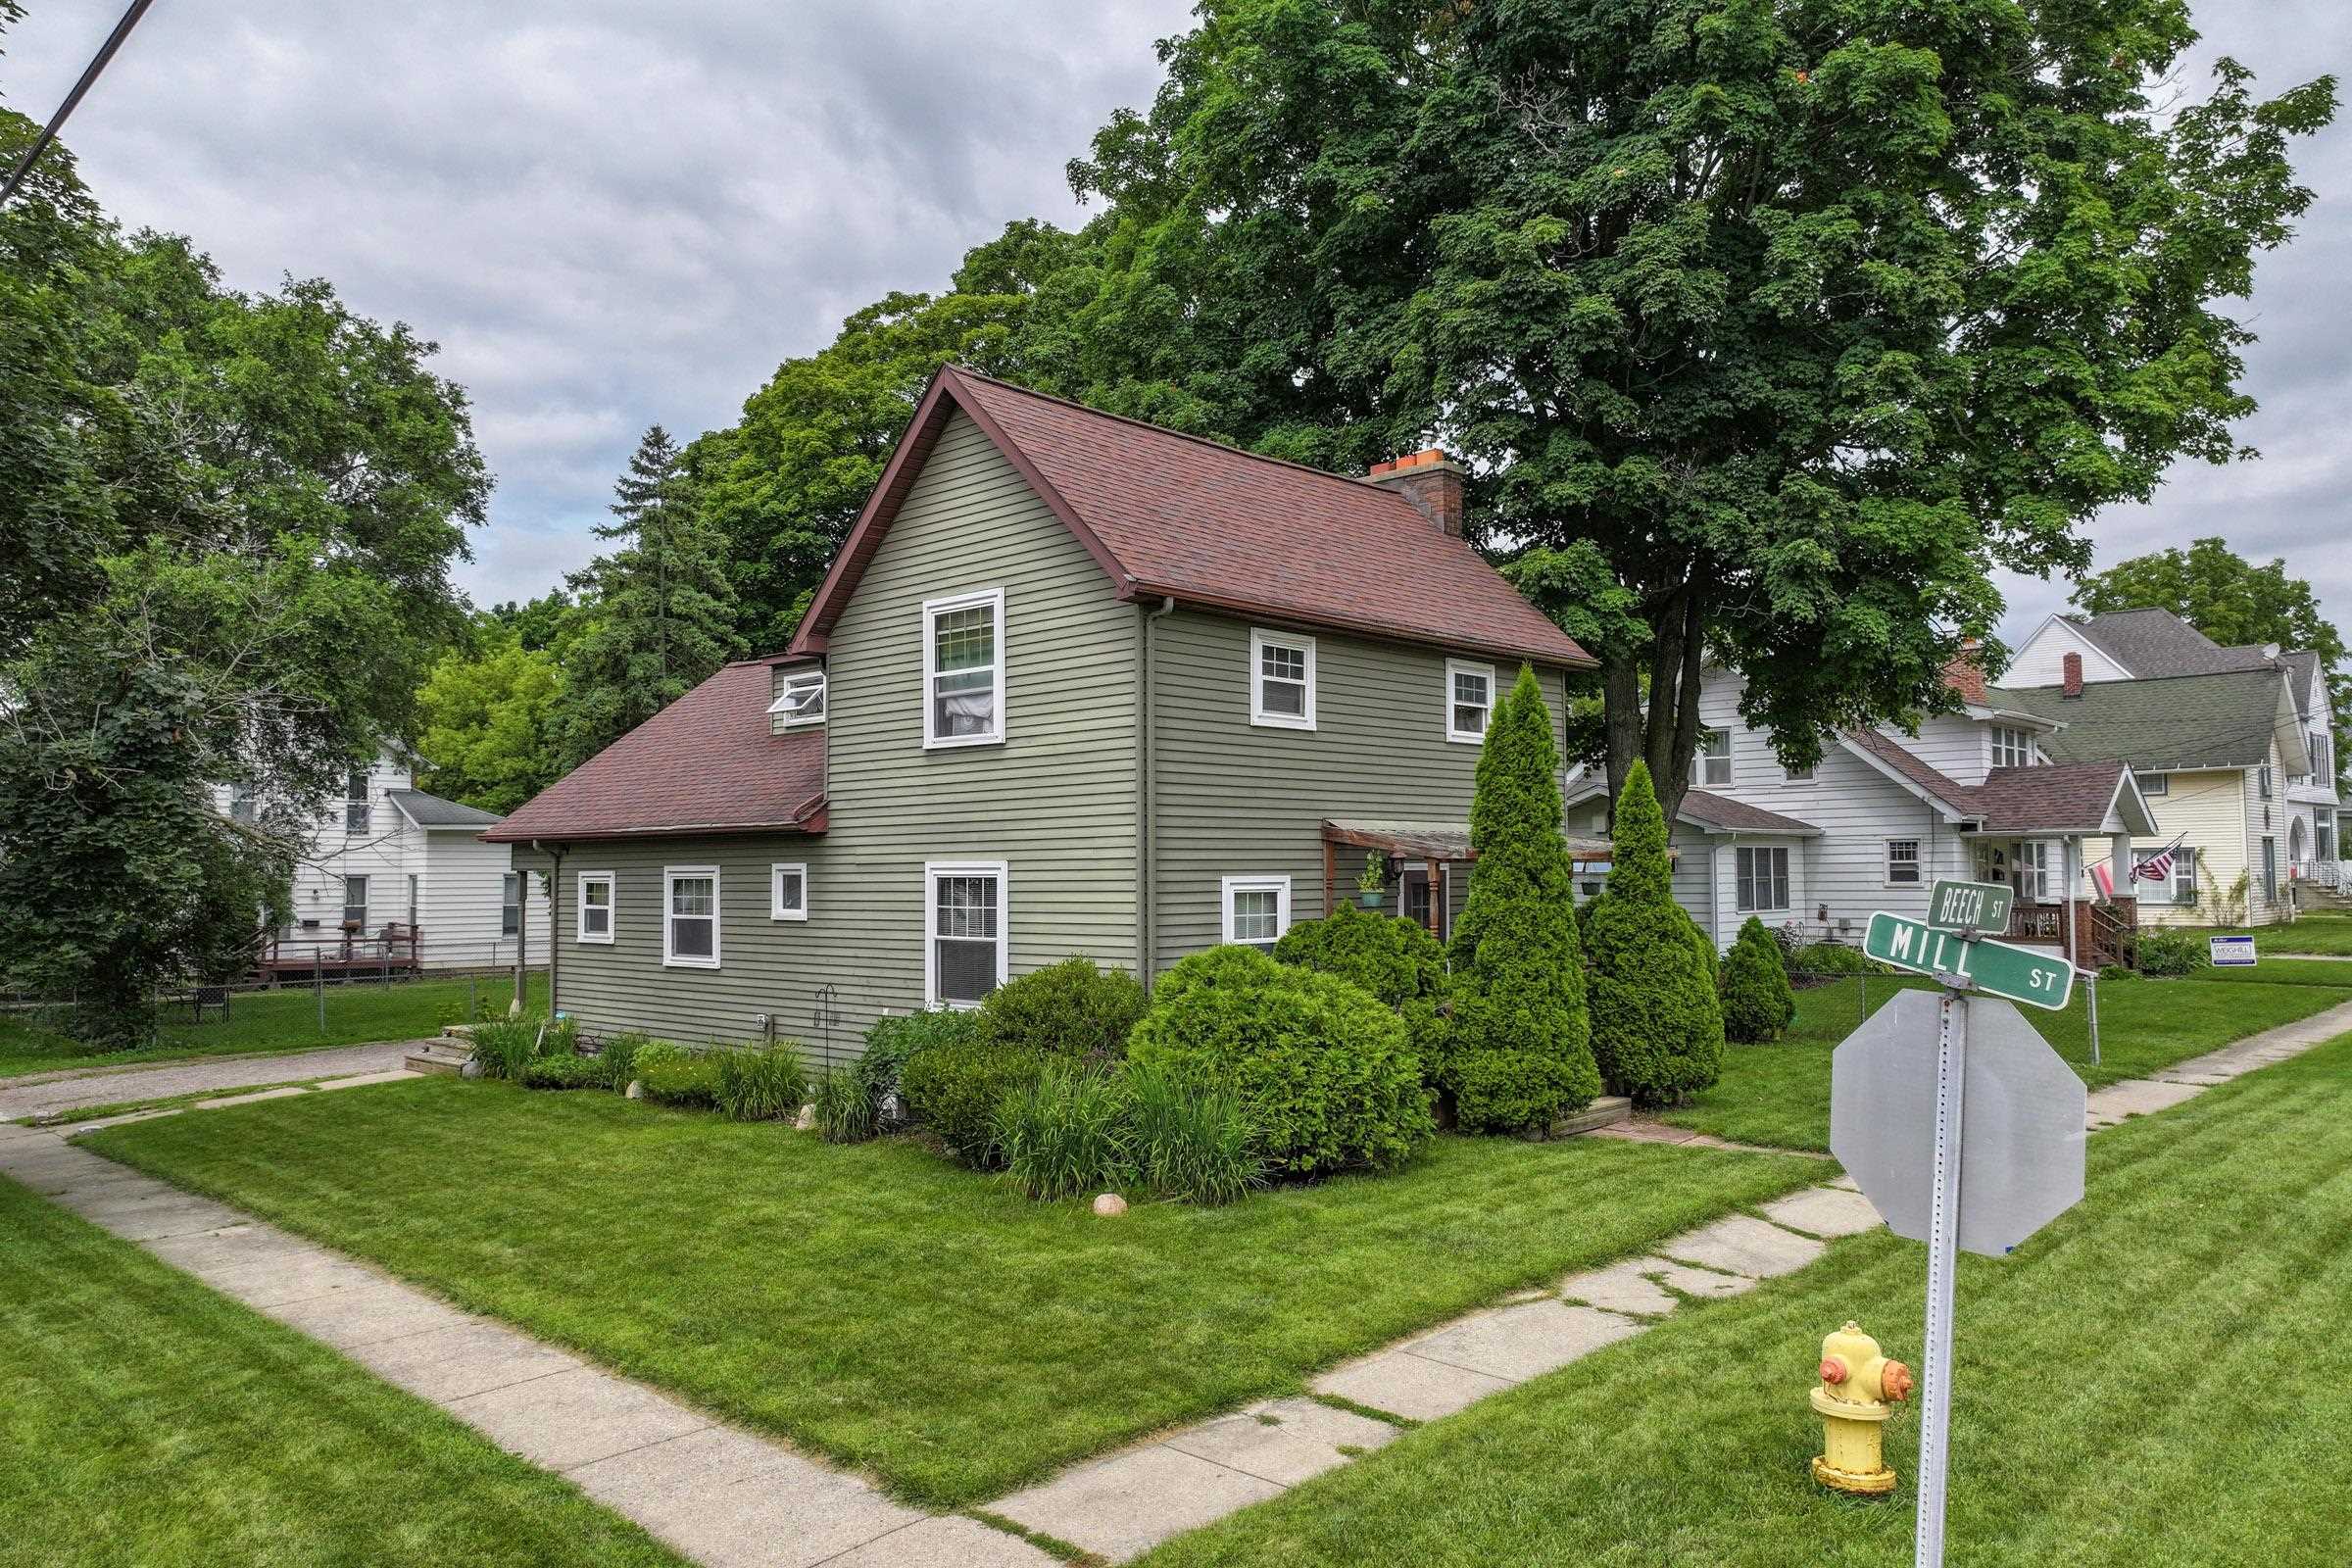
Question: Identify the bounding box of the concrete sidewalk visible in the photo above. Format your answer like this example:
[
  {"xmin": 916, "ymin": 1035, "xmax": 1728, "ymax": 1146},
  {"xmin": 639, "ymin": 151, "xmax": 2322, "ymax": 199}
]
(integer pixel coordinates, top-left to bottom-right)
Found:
[{"xmin": 0, "ymin": 1041, "xmax": 420, "ymax": 1122}]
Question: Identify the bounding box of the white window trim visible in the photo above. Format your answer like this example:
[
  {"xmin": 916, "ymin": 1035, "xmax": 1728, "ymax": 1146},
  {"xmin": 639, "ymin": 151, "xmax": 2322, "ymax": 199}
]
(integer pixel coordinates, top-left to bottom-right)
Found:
[
  {"xmin": 1444, "ymin": 659, "xmax": 1495, "ymax": 745},
  {"xmin": 923, "ymin": 858, "xmax": 1008, "ymax": 1009},
  {"xmin": 576, "ymin": 870, "xmax": 615, "ymax": 946},
  {"xmin": 770, "ymin": 861, "xmax": 809, "ymax": 922},
  {"xmin": 1785, "ymin": 760, "xmax": 1817, "ymax": 785},
  {"xmin": 1700, "ymin": 728, "xmax": 1733, "ymax": 788},
  {"xmin": 1220, "ymin": 874, "xmax": 1294, "ymax": 946},
  {"xmin": 921, "ymin": 587, "xmax": 1006, "ymax": 750},
  {"xmin": 1885, "ymin": 838, "xmax": 1924, "ymax": 887},
  {"xmin": 1735, "ymin": 846, "xmax": 1789, "ymax": 913},
  {"xmin": 662, "ymin": 864, "xmax": 722, "ymax": 969},
  {"xmin": 767, "ymin": 669, "xmax": 827, "ymax": 729},
  {"xmin": 1249, "ymin": 627, "xmax": 1317, "ymax": 731},
  {"xmin": 1990, "ymin": 724, "xmax": 2037, "ymax": 770}
]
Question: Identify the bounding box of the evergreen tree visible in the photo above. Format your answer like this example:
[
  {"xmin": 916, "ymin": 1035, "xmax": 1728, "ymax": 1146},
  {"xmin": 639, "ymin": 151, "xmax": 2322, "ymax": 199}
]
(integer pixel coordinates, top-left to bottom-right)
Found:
[
  {"xmin": 1721, "ymin": 916, "xmax": 1797, "ymax": 1045},
  {"xmin": 1446, "ymin": 666, "xmax": 1598, "ymax": 1132},
  {"xmin": 555, "ymin": 426, "xmax": 743, "ymax": 767},
  {"xmin": 1586, "ymin": 760, "xmax": 1724, "ymax": 1105}
]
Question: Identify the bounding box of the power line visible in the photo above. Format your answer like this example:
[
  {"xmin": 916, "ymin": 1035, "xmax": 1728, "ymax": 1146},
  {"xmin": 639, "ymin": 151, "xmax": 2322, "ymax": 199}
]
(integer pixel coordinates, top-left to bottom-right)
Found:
[{"xmin": 0, "ymin": 0, "xmax": 161, "ymax": 209}]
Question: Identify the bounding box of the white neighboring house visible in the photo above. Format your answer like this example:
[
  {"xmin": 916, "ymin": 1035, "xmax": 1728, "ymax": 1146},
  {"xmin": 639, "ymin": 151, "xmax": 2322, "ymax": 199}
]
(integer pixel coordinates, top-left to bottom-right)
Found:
[
  {"xmin": 1571, "ymin": 654, "xmax": 2161, "ymax": 965},
  {"xmin": 2012, "ymin": 610, "xmax": 2341, "ymax": 909},
  {"xmin": 214, "ymin": 751, "xmax": 551, "ymax": 972}
]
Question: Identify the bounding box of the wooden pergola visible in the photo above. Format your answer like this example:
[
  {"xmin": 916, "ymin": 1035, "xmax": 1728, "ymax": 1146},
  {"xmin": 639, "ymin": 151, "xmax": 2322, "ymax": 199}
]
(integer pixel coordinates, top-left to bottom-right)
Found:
[{"xmin": 1320, "ymin": 818, "xmax": 1623, "ymax": 937}]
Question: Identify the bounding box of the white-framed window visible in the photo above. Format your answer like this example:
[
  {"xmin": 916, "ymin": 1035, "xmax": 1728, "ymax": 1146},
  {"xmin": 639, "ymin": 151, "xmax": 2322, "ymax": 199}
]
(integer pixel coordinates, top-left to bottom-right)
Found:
[
  {"xmin": 768, "ymin": 669, "xmax": 827, "ymax": 729},
  {"xmin": 662, "ymin": 865, "xmax": 721, "ymax": 968},
  {"xmin": 2136, "ymin": 844, "xmax": 2198, "ymax": 906},
  {"xmin": 2016, "ymin": 840, "xmax": 2053, "ymax": 901},
  {"xmin": 1445, "ymin": 660, "xmax": 1494, "ymax": 744},
  {"xmin": 770, "ymin": 862, "xmax": 808, "ymax": 921},
  {"xmin": 343, "ymin": 874, "xmax": 370, "ymax": 930},
  {"xmin": 922, "ymin": 588, "xmax": 1004, "ymax": 748},
  {"xmin": 1700, "ymin": 728, "xmax": 1732, "ymax": 787},
  {"xmin": 228, "ymin": 782, "xmax": 257, "ymax": 823},
  {"xmin": 1886, "ymin": 839, "xmax": 1923, "ymax": 886},
  {"xmin": 1785, "ymin": 762, "xmax": 1816, "ymax": 784},
  {"xmin": 925, "ymin": 860, "xmax": 1007, "ymax": 1007},
  {"xmin": 1250, "ymin": 628, "xmax": 1316, "ymax": 730},
  {"xmin": 501, "ymin": 871, "xmax": 522, "ymax": 937},
  {"xmin": 576, "ymin": 871, "xmax": 614, "ymax": 944},
  {"xmin": 1221, "ymin": 875, "xmax": 1293, "ymax": 949},
  {"xmin": 1736, "ymin": 847, "xmax": 1788, "ymax": 911},
  {"xmin": 345, "ymin": 767, "xmax": 371, "ymax": 833},
  {"xmin": 2139, "ymin": 771, "xmax": 2169, "ymax": 797},
  {"xmin": 1991, "ymin": 726, "xmax": 2036, "ymax": 769}
]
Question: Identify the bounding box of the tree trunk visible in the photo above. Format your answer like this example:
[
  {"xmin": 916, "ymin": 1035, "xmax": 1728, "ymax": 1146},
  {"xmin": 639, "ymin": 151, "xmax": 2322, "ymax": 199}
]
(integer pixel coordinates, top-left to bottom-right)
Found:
[{"xmin": 1600, "ymin": 580, "xmax": 1706, "ymax": 830}]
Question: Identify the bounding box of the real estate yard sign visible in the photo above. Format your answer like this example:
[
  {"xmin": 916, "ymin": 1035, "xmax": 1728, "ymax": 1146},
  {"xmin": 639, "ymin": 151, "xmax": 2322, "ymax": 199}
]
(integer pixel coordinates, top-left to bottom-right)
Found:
[
  {"xmin": 1863, "ymin": 910, "xmax": 2074, "ymax": 1012},
  {"xmin": 1838, "ymin": 919, "xmax": 2088, "ymax": 1567},
  {"xmin": 2209, "ymin": 935, "xmax": 2257, "ymax": 967}
]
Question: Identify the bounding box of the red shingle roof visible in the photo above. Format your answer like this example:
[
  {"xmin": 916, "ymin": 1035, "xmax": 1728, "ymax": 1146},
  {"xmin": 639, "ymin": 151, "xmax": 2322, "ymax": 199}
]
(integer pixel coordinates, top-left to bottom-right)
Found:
[
  {"xmin": 790, "ymin": 367, "xmax": 1593, "ymax": 669},
  {"xmin": 1967, "ymin": 762, "xmax": 2139, "ymax": 835},
  {"xmin": 481, "ymin": 662, "xmax": 825, "ymax": 844}
]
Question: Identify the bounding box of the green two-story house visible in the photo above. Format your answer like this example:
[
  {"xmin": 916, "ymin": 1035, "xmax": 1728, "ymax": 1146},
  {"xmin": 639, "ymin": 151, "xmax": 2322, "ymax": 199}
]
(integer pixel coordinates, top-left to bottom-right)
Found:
[{"xmin": 486, "ymin": 367, "xmax": 1593, "ymax": 1054}]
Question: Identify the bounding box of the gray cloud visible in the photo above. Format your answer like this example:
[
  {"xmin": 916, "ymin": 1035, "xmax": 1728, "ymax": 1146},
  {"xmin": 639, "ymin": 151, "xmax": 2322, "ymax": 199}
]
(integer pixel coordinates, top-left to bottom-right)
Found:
[{"xmin": 8, "ymin": 2, "xmax": 2347, "ymax": 644}]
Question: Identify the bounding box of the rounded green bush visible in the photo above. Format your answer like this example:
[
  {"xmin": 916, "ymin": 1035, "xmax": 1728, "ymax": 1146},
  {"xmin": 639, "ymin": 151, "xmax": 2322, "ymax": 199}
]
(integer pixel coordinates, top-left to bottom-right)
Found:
[
  {"xmin": 1127, "ymin": 945, "xmax": 1433, "ymax": 1177},
  {"xmin": 975, "ymin": 956, "xmax": 1148, "ymax": 1062},
  {"xmin": 1275, "ymin": 901, "xmax": 1452, "ymax": 1082},
  {"xmin": 1585, "ymin": 760, "xmax": 1724, "ymax": 1105},
  {"xmin": 633, "ymin": 1042, "xmax": 720, "ymax": 1108},
  {"xmin": 519, "ymin": 1054, "xmax": 602, "ymax": 1090},
  {"xmin": 1721, "ymin": 915, "xmax": 1798, "ymax": 1043},
  {"xmin": 2133, "ymin": 926, "xmax": 2203, "ymax": 977},
  {"xmin": 900, "ymin": 1038, "xmax": 1046, "ymax": 1166}
]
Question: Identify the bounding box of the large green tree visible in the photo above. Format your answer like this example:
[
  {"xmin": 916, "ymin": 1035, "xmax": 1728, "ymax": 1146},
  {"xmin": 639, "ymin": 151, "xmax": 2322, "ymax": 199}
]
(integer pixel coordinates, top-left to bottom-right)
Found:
[
  {"xmin": 414, "ymin": 629, "xmax": 564, "ymax": 813},
  {"xmin": 0, "ymin": 77, "xmax": 488, "ymax": 1043},
  {"xmin": 2073, "ymin": 537, "xmax": 2347, "ymax": 785},
  {"xmin": 554, "ymin": 425, "xmax": 742, "ymax": 766},
  {"xmin": 1054, "ymin": 0, "xmax": 2334, "ymax": 822}
]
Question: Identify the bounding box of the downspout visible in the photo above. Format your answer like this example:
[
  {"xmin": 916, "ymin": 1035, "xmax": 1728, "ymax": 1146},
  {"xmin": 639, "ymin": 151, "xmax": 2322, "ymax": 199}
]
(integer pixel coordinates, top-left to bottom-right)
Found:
[{"xmin": 1138, "ymin": 596, "xmax": 1176, "ymax": 987}]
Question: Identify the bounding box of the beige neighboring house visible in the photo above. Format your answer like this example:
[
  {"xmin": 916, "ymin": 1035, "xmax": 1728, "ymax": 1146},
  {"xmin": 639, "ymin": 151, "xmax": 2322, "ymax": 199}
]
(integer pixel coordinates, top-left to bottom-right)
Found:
[
  {"xmin": 214, "ymin": 751, "xmax": 550, "ymax": 975},
  {"xmin": 2010, "ymin": 609, "xmax": 2341, "ymax": 920}
]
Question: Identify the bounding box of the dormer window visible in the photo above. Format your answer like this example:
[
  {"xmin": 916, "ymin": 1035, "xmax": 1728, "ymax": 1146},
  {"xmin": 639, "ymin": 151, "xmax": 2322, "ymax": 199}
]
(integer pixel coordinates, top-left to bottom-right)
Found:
[
  {"xmin": 1991, "ymin": 725, "xmax": 2036, "ymax": 769},
  {"xmin": 768, "ymin": 669, "xmax": 827, "ymax": 729}
]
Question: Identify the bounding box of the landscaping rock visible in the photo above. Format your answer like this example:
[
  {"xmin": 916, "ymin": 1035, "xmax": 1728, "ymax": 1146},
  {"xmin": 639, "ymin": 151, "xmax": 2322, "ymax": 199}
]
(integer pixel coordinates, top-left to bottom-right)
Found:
[
  {"xmin": 461, "ymin": 1057, "xmax": 483, "ymax": 1080},
  {"xmin": 795, "ymin": 1103, "xmax": 816, "ymax": 1132},
  {"xmin": 624, "ymin": 1079, "xmax": 642, "ymax": 1099},
  {"xmin": 1093, "ymin": 1193, "xmax": 1128, "ymax": 1217}
]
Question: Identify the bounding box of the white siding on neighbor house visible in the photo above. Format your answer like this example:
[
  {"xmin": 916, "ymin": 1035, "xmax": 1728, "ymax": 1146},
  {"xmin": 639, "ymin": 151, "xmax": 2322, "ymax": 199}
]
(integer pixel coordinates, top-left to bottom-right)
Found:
[
  {"xmin": 2009, "ymin": 618, "xmax": 2134, "ymax": 686},
  {"xmin": 415, "ymin": 833, "xmax": 551, "ymax": 968},
  {"xmin": 1893, "ymin": 711, "xmax": 2008, "ymax": 787},
  {"xmin": 2085, "ymin": 768, "xmax": 2252, "ymax": 928}
]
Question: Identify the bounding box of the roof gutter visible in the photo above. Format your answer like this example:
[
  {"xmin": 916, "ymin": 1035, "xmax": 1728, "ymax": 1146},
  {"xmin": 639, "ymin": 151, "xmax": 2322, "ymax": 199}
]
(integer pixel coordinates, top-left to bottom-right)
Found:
[{"xmin": 1128, "ymin": 582, "xmax": 1598, "ymax": 671}]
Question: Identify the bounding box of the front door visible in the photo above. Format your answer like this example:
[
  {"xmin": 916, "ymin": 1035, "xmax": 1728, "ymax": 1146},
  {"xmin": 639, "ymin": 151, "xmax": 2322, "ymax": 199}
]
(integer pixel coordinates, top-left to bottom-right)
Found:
[{"xmin": 1399, "ymin": 866, "xmax": 1450, "ymax": 940}]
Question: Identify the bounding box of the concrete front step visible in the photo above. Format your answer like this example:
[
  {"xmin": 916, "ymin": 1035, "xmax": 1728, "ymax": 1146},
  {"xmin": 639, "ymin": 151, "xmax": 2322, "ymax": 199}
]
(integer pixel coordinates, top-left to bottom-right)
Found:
[
  {"xmin": 405, "ymin": 1042, "xmax": 472, "ymax": 1076},
  {"xmin": 1548, "ymin": 1096, "xmax": 1633, "ymax": 1138}
]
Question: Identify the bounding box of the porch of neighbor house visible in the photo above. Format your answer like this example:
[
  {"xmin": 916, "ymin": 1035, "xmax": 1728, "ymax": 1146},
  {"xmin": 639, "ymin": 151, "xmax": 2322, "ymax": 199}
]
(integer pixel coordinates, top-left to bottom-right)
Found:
[
  {"xmin": 1966, "ymin": 834, "xmax": 2140, "ymax": 969},
  {"xmin": 1320, "ymin": 818, "xmax": 1622, "ymax": 942}
]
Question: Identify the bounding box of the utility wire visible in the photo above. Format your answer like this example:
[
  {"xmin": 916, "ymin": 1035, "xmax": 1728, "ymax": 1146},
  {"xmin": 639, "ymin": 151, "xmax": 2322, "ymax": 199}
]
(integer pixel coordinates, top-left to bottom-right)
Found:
[{"xmin": 0, "ymin": 0, "xmax": 161, "ymax": 209}]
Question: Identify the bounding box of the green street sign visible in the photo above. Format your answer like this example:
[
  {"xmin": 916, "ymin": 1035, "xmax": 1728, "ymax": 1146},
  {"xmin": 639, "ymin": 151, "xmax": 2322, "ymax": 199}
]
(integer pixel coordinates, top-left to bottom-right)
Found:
[
  {"xmin": 1926, "ymin": 878, "xmax": 2014, "ymax": 933},
  {"xmin": 1863, "ymin": 910, "xmax": 2075, "ymax": 1011}
]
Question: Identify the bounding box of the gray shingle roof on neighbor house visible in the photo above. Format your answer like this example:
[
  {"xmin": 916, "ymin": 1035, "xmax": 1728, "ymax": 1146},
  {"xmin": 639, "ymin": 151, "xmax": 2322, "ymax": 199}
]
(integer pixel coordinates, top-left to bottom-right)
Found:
[
  {"xmin": 2002, "ymin": 668, "xmax": 2299, "ymax": 771},
  {"xmin": 2066, "ymin": 609, "xmax": 2278, "ymax": 677},
  {"xmin": 384, "ymin": 788, "xmax": 506, "ymax": 829},
  {"xmin": 2278, "ymin": 649, "xmax": 2323, "ymax": 718}
]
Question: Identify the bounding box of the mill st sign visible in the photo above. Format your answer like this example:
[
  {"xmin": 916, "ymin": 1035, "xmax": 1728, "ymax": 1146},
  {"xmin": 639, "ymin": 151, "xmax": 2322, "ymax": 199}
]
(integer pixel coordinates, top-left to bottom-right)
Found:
[{"xmin": 1862, "ymin": 910, "xmax": 2074, "ymax": 1012}]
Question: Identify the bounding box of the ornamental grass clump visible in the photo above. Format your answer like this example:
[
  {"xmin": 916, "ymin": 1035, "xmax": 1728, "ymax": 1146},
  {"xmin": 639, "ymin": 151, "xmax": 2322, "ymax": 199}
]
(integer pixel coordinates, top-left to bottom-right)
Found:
[
  {"xmin": 1721, "ymin": 915, "xmax": 1798, "ymax": 1043},
  {"xmin": 993, "ymin": 1062, "xmax": 1134, "ymax": 1200},
  {"xmin": 1124, "ymin": 1063, "xmax": 1262, "ymax": 1205},
  {"xmin": 711, "ymin": 1042, "xmax": 809, "ymax": 1122},
  {"xmin": 1445, "ymin": 666, "xmax": 1598, "ymax": 1131},
  {"xmin": 468, "ymin": 1014, "xmax": 574, "ymax": 1081},
  {"xmin": 1585, "ymin": 760, "xmax": 1725, "ymax": 1104},
  {"xmin": 812, "ymin": 1063, "xmax": 878, "ymax": 1143}
]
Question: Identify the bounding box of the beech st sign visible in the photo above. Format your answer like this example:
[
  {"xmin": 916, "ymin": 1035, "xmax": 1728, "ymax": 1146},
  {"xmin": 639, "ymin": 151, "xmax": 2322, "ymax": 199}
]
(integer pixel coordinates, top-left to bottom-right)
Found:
[{"xmin": 1862, "ymin": 911, "xmax": 2075, "ymax": 1012}]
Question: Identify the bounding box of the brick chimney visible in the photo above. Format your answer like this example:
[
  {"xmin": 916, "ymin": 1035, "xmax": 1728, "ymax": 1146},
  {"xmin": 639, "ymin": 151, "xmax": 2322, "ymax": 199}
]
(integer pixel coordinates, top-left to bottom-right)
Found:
[
  {"xmin": 1369, "ymin": 448, "xmax": 1464, "ymax": 538},
  {"xmin": 2062, "ymin": 651, "xmax": 2083, "ymax": 698}
]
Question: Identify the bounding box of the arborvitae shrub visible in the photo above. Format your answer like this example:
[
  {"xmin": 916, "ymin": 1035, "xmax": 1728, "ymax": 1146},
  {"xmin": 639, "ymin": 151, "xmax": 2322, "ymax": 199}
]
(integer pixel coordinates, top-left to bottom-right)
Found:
[
  {"xmin": 1584, "ymin": 760, "xmax": 1725, "ymax": 1104},
  {"xmin": 1721, "ymin": 915, "xmax": 1798, "ymax": 1043}
]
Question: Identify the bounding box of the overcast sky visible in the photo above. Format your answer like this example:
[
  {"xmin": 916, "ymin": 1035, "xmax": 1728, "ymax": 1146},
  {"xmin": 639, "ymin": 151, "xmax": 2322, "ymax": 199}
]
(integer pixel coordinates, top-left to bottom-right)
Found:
[{"xmin": 6, "ymin": 1, "xmax": 2346, "ymax": 654}]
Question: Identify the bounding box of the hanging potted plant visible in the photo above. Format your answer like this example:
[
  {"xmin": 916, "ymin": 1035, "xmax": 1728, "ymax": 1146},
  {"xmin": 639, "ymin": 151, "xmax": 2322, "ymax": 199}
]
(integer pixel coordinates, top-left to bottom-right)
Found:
[{"xmin": 1356, "ymin": 852, "xmax": 1389, "ymax": 909}]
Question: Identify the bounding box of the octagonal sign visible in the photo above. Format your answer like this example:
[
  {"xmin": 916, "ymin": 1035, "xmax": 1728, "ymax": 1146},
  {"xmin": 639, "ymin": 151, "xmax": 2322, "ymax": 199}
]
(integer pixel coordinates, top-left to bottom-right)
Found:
[{"xmin": 1832, "ymin": 989, "xmax": 2086, "ymax": 1257}]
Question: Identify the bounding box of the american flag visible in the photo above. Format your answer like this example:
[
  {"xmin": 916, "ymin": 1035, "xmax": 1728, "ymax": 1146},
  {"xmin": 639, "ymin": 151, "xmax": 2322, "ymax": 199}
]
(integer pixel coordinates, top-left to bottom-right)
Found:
[{"xmin": 2132, "ymin": 833, "xmax": 2186, "ymax": 884}]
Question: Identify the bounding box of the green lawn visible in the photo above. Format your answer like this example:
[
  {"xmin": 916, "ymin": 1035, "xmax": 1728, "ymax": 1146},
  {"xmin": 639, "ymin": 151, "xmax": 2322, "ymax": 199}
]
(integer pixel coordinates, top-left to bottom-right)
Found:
[
  {"xmin": 1139, "ymin": 1031, "xmax": 2352, "ymax": 1568},
  {"xmin": 0, "ymin": 1173, "xmax": 681, "ymax": 1568},
  {"xmin": 2182, "ymin": 913, "xmax": 2352, "ymax": 956},
  {"xmin": 0, "ymin": 973, "xmax": 545, "ymax": 1079},
  {"xmin": 1664, "ymin": 972, "xmax": 2352, "ymax": 1152},
  {"xmin": 85, "ymin": 1078, "xmax": 1819, "ymax": 1508}
]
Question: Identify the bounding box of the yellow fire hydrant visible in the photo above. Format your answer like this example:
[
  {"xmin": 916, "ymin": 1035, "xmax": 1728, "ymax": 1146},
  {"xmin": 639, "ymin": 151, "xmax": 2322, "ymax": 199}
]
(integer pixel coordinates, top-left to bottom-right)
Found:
[{"xmin": 1811, "ymin": 1320, "xmax": 1912, "ymax": 1495}]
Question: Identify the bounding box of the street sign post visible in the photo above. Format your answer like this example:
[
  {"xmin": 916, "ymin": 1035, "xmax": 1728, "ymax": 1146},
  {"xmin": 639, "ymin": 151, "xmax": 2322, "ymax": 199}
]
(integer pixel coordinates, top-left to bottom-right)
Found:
[
  {"xmin": 1862, "ymin": 910, "xmax": 2074, "ymax": 1011},
  {"xmin": 1834, "ymin": 930, "xmax": 2088, "ymax": 1567},
  {"xmin": 1925, "ymin": 878, "xmax": 2013, "ymax": 934},
  {"xmin": 2209, "ymin": 934, "xmax": 2257, "ymax": 967}
]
